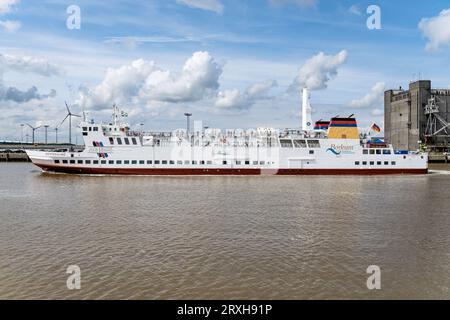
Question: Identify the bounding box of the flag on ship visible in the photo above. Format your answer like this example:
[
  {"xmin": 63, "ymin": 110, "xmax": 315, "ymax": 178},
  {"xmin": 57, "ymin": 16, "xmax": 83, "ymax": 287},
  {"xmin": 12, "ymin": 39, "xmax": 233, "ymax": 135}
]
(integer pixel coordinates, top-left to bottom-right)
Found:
[{"xmin": 371, "ymin": 123, "xmax": 381, "ymax": 133}]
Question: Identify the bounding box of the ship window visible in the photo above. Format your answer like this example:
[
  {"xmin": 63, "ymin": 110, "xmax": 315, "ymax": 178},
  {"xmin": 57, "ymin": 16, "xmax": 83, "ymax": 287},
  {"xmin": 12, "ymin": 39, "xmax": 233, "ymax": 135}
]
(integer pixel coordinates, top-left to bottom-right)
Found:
[
  {"xmin": 147, "ymin": 160, "xmax": 152, "ymax": 165},
  {"xmin": 124, "ymin": 138, "xmax": 130, "ymax": 145},
  {"xmin": 155, "ymin": 160, "xmax": 160, "ymax": 164},
  {"xmin": 260, "ymin": 161, "xmax": 265, "ymax": 165},
  {"xmin": 392, "ymin": 161, "xmax": 396, "ymax": 165},
  {"xmin": 245, "ymin": 161, "xmax": 250, "ymax": 165},
  {"xmin": 403, "ymin": 156, "xmax": 407, "ymax": 159},
  {"xmin": 370, "ymin": 161, "xmax": 374, "ymax": 165},
  {"xmin": 101, "ymin": 160, "xmax": 106, "ymax": 164},
  {"xmin": 85, "ymin": 160, "xmax": 91, "ymax": 164},
  {"xmin": 93, "ymin": 127, "xmax": 98, "ymax": 132},
  {"xmin": 162, "ymin": 160, "xmax": 168, "ymax": 165},
  {"xmin": 362, "ymin": 161, "xmax": 367, "ymax": 165},
  {"xmin": 377, "ymin": 161, "xmax": 382, "ymax": 165},
  {"xmin": 355, "ymin": 161, "xmax": 360, "ymax": 165},
  {"xmin": 307, "ymin": 140, "xmax": 321, "ymax": 148},
  {"xmin": 376, "ymin": 150, "xmax": 382, "ymax": 155},
  {"xmin": 132, "ymin": 138, "xmax": 137, "ymax": 145},
  {"xmin": 363, "ymin": 149, "xmax": 369, "ymax": 155},
  {"xmin": 253, "ymin": 161, "xmax": 258, "ymax": 165},
  {"xmin": 109, "ymin": 137, "xmax": 114, "ymax": 145},
  {"xmin": 184, "ymin": 160, "xmax": 190, "ymax": 165},
  {"xmin": 280, "ymin": 139, "xmax": 293, "ymax": 148},
  {"xmin": 192, "ymin": 161, "xmax": 197, "ymax": 165},
  {"xmin": 93, "ymin": 160, "xmax": 99, "ymax": 164},
  {"xmin": 82, "ymin": 127, "xmax": 87, "ymax": 131},
  {"xmin": 199, "ymin": 161, "xmax": 204, "ymax": 165},
  {"xmin": 293, "ymin": 140, "xmax": 307, "ymax": 148},
  {"xmin": 83, "ymin": 132, "xmax": 88, "ymax": 136},
  {"xmin": 124, "ymin": 160, "xmax": 129, "ymax": 164},
  {"xmin": 177, "ymin": 161, "xmax": 183, "ymax": 165},
  {"xmin": 78, "ymin": 160, "xmax": 83, "ymax": 164},
  {"xmin": 383, "ymin": 150, "xmax": 391, "ymax": 155},
  {"xmin": 384, "ymin": 161, "xmax": 389, "ymax": 165},
  {"xmin": 223, "ymin": 161, "xmax": 228, "ymax": 165},
  {"xmin": 309, "ymin": 150, "xmax": 314, "ymax": 155},
  {"xmin": 116, "ymin": 160, "xmax": 122, "ymax": 165},
  {"xmin": 117, "ymin": 138, "xmax": 122, "ymax": 145},
  {"xmin": 89, "ymin": 127, "xmax": 92, "ymax": 132},
  {"xmin": 70, "ymin": 160, "xmax": 75, "ymax": 164},
  {"xmin": 207, "ymin": 161, "xmax": 213, "ymax": 165},
  {"xmin": 139, "ymin": 160, "xmax": 145, "ymax": 164},
  {"xmin": 236, "ymin": 161, "xmax": 241, "ymax": 165},
  {"xmin": 370, "ymin": 150, "xmax": 375, "ymax": 155},
  {"xmin": 109, "ymin": 160, "xmax": 114, "ymax": 165},
  {"xmin": 132, "ymin": 160, "xmax": 137, "ymax": 164},
  {"xmin": 170, "ymin": 160, "xmax": 175, "ymax": 165}
]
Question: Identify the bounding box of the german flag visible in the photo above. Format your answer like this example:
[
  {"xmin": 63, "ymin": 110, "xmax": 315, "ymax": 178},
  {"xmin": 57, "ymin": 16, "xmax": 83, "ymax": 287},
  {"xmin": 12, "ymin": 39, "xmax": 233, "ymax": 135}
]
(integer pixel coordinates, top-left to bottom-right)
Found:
[{"xmin": 371, "ymin": 123, "xmax": 381, "ymax": 133}]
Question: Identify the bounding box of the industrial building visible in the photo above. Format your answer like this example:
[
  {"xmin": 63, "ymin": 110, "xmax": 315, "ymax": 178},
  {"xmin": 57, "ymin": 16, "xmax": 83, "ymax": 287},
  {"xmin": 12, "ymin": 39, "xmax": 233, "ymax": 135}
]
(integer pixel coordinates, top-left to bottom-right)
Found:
[{"xmin": 384, "ymin": 80, "xmax": 450, "ymax": 153}]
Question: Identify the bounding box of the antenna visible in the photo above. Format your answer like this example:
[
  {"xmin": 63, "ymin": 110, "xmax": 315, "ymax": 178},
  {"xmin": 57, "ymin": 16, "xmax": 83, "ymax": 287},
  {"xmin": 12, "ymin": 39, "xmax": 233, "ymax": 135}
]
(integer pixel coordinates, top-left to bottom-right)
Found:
[
  {"xmin": 60, "ymin": 101, "xmax": 81, "ymax": 145},
  {"xmin": 302, "ymin": 87, "xmax": 312, "ymax": 131}
]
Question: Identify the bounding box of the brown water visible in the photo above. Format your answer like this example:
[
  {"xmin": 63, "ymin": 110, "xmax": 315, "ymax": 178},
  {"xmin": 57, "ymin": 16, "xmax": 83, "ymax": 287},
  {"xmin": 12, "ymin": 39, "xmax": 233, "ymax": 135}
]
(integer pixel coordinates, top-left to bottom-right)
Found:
[{"xmin": 0, "ymin": 163, "xmax": 449, "ymax": 299}]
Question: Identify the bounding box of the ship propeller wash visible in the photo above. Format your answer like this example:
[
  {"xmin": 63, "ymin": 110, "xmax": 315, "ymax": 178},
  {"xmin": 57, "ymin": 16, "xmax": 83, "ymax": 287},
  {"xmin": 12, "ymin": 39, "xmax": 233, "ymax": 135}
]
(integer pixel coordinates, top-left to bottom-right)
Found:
[{"xmin": 26, "ymin": 89, "xmax": 428, "ymax": 175}]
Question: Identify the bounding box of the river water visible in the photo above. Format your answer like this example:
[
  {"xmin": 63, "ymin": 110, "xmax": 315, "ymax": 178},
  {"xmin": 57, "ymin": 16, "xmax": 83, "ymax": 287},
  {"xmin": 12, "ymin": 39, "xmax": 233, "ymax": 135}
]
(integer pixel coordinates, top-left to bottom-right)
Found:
[{"xmin": 0, "ymin": 163, "xmax": 449, "ymax": 299}]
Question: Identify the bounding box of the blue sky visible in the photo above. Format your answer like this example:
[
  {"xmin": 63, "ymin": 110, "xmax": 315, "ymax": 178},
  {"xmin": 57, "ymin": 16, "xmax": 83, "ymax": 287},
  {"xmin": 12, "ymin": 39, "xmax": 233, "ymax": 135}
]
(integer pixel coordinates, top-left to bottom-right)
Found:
[{"xmin": 1, "ymin": 0, "xmax": 450, "ymax": 142}]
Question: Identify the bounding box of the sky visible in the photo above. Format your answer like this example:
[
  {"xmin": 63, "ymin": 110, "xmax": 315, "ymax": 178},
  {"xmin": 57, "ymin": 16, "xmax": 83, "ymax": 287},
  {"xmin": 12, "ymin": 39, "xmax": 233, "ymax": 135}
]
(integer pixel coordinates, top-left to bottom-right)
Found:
[{"xmin": 1, "ymin": 0, "xmax": 450, "ymax": 142}]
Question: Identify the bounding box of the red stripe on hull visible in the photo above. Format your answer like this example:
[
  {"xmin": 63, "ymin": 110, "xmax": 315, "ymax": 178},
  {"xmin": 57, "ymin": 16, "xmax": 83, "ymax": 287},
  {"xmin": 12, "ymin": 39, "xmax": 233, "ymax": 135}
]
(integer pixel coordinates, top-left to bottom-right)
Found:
[{"xmin": 34, "ymin": 164, "xmax": 428, "ymax": 175}]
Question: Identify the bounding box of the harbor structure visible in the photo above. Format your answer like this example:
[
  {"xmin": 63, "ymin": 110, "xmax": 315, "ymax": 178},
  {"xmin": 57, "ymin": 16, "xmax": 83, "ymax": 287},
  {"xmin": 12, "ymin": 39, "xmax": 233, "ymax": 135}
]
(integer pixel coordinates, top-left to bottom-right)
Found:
[{"xmin": 384, "ymin": 80, "xmax": 450, "ymax": 152}]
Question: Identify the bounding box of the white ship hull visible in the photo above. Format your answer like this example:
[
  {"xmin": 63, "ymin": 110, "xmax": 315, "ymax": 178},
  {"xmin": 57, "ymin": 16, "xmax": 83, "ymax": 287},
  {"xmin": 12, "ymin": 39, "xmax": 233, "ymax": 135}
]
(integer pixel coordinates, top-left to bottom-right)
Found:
[{"xmin": 26, "ymin": 138, "xmax": 428, "ymax": 176}]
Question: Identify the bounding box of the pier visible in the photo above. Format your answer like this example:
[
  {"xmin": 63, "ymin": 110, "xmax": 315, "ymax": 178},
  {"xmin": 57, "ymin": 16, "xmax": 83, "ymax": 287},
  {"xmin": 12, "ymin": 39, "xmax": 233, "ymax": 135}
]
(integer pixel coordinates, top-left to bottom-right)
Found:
[{"xmin": 0, "ymin": 143, "xmax": 81, "ymax": 162}]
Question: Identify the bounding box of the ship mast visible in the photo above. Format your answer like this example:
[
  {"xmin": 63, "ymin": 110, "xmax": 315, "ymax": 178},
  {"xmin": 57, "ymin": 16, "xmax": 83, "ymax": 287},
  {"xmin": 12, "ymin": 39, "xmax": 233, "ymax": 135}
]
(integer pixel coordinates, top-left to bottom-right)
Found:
[{"xmin": 302, "ymin": 87, "xmax": 313, "ymax": 132}]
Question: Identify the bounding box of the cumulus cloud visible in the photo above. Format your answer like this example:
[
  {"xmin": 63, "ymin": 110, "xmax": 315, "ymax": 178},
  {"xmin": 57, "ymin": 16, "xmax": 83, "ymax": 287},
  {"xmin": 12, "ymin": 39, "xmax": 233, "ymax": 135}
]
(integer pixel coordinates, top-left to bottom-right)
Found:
[
  {"xmin": 290, "ymin": 50, "xmax": 347, "ymax": 92},
  {"xmin": 0, "ymin": 19, "xmax": 20, "ymax": 32},
  {"xmin": 176, "ymin": 0, "xmax": 224, "ymax": 14},
  {"xmin": 270, "ymin": 0, "xmax": 318, "ymax": 8},
  {"xmin": 0, "ymin": 0, "xmax": 20, "ymax": 14},
  {"xmin": 0, "ymin": 84, "xmax": 56, "ymax": 103},
  {"xmin": 215, "ymin": 80, "xmax": 277, "ymax": 110},
  {"xmin": 349, "ymin": 82, "xmax": 385, "ymax": 109},
  {"xmin": 79, "ymin": 51, "xmax": 223, "ymax": 110},
  {"xmin": 0, "ymin": 52, "xmax": 59, "ymax": 104},
  {"xmin": 0, "ymin": 53, "xmax": 62, "ymax": 76},
  {"xmin": 371, "ymin": 109, "xmax": 383, "ymax": 116},
  {"xmin": 419, "ymin": 9, "xmax": 450, "ymax": 51}
]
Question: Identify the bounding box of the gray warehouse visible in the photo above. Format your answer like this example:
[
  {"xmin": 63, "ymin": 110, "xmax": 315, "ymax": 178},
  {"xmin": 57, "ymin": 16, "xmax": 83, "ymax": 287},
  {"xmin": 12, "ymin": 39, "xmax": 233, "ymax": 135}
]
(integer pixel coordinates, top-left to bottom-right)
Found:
[{"xmin": 384, "ymin": 80, "xmax": 450, "ymax": 152}]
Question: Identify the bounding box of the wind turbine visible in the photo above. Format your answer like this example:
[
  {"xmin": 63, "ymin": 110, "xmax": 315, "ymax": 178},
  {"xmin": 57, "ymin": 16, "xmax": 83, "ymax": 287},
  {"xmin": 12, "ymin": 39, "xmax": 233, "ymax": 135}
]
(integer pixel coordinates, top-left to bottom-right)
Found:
[
  {"xmin": 25, "ymin": 124, "xmax": 42, "ymax": 144},
  {"xmin": 60, "ymin": 102, "xmax": 81, "ymax": 145}
]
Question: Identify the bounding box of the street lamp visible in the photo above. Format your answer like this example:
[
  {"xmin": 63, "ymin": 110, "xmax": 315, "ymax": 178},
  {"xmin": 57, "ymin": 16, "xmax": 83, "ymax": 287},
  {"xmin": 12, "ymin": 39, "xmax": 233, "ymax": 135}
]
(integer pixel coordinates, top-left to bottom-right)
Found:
[
  {"xmin": 184, "ymin": 113, "xmax": 192, "ymax": 134},
  {"xmin": 44, "ymin": 125, "xmax": 50, "ymax": 144},
  {"xmin": 20, "ymin": 124, "xmax": 24, "ymax": 144},
  {"xmin": 55, "ymin": 127, "xmax": 59, "ymax": 144}
]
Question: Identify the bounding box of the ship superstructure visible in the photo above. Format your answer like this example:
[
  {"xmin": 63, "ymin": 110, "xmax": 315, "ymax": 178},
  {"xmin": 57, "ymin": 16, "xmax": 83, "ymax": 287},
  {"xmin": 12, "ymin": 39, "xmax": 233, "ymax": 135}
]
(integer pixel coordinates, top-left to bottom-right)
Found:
[{"xmin": 26, "ymin": 89, "xmax": 428, "ymax": 175}]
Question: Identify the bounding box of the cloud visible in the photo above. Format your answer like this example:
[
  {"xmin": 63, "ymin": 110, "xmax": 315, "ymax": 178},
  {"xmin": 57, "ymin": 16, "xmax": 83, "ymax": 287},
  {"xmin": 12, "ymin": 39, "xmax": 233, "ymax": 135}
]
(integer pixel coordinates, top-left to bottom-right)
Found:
[
  {"xmin": 290, "ymin": 50, "xmax": 347, "ymax": 91},
  {"xmin": 371, "ymin": 109, "xmax": 383, "ymax": 116},
  {"xmin": 349, "ymin": 82, "xmax": 385, "ymax": 109},
  {"xmin": 0, "ymin": 0, "xmax": 20, "ymax": 14},
  {"xmin": 270, "ymin": 0, "xmax": 318, "ymax": 8},
  {"xmin": 348, "ymin": 5, "xmax": 362, "ymax": 16},
  {"xmin": 0, "ymin": 85, "xmax": 56, "ymax": 103},
  {"xmin": 215, "ymin": 80, "xmax": 277, "ymax": 110},
  {"xmin": 79, "ymin": 51, "xmax": 223, "ymax": 110},
  {"xmin": 0, "ymin": 53, "xmax": 62, "ymax": 76},
  {"xmin": 176, "ymin": 0, "xmax": 224, "ymax": 14},
  {"xmin": 419, "ymin": 9, "xmax": 450, "ymax": 51},
  {"xmin": 0, "ymin": 19, "xmax": 20, "ymax": 32}
]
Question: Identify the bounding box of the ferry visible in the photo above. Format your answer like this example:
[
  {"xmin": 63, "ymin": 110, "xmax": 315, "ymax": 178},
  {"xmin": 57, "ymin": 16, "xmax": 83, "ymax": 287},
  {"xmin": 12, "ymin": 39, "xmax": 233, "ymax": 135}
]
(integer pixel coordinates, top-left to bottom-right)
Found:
[{"xmin": 26, "ymin": 89, "xmax": 428, "ymax": 175}]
